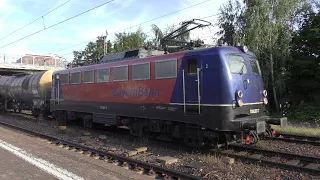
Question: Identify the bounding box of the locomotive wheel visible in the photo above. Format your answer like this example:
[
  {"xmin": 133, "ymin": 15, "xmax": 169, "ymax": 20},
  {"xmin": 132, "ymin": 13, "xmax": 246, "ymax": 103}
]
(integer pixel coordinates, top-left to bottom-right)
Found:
[
  {"xmin": 83, "ymin": 118, "xmax": 93, "ymax": 129},
  {"xmin": 32, "ymin": 111, "xmax": 39, "ymax": 117}
]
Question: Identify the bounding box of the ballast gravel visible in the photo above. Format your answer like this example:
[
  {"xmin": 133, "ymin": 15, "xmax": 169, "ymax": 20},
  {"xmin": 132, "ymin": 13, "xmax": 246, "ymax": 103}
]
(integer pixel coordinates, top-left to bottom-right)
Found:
[
  {"xmin": 255, "ymin": 140, "xmax": 320, "ymax": 158},
  {"xmin": 0, "ymin": 112, "xmax": 319, "ymax": 180}
]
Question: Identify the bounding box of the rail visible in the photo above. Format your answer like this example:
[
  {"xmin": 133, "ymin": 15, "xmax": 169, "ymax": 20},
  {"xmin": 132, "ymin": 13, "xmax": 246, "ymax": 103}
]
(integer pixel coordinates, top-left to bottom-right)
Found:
[
  {"xmin": 211, "ymin": 144, "xmax": 320, "ymax": 176},
  {"xmin": 272, "ymin": 133, "xmax": 320, "ymax": 146},
  {"xmin": 0, "ymin": 120, "xmax": 203, "ymax": 180}
]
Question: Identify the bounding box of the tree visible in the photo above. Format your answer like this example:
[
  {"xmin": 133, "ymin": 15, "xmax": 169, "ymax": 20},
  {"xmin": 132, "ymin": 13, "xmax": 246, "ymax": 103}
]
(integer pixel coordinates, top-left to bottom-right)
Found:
[
  {"xmin": 150, "ymin": 23, "xmax": 191, "ymax": 52},
  {"xmin": 71, "ymin": 36, "xmax": 106, "ymax": 67},
  {"xmin": 216, "ymin": 0, "xmax": 245, "ymax": 46},
  {"xmin": 112, "ymin": 28, "xmax": 147, "ymax": 53},
  {"xmin": 288, "ymin": 12, "xmax": 320, "ymax": 102},
  {"xmin": 106, "ymin": 40, "xmax": 113, "ymax": 54},
  {"xmin": 150, "ymin": 24, "xmax": 164, "ymax": 48},
  {"xmin": 242, "ymin": 0, "xmax": 301, "ymax": 111},
  {"xmin": 216, "ymin": 0, "xmax": 313, "ymax": 111},
  {"xmin": 72, "ymin": 22, "xmax": 195, "ymax": 66}
]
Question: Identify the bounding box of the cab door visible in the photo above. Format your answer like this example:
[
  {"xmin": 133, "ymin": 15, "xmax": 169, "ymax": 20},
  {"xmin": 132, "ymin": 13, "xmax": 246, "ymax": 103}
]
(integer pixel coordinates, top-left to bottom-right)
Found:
[{"xmin": 182, "ymin": 55, "xmax": 201, "ymax": 114}]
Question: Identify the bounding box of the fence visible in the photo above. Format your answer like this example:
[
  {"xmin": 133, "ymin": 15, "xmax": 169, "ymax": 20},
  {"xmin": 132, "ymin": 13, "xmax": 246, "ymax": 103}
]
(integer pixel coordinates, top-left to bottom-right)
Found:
[{"xmin": 0, "ymin": 53, "xmax": 67, "ymax": 70}]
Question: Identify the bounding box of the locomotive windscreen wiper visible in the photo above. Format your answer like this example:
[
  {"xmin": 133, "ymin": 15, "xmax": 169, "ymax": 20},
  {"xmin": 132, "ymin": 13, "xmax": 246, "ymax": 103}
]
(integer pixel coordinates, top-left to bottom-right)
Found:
[{"xmin": 239, "ymin": 64, "xmax": 245, "ymax": 75}]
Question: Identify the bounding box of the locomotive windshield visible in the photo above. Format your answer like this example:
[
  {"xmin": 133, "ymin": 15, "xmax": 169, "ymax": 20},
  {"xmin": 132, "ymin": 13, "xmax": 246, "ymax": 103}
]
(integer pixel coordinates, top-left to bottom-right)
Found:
[
  {"xmin": 226, "ymin": 54, "xmax": 248, "ymax": 74},
  {"xmin": 249, "ymin": 57, "xmax": 262, "ymax": 76}
]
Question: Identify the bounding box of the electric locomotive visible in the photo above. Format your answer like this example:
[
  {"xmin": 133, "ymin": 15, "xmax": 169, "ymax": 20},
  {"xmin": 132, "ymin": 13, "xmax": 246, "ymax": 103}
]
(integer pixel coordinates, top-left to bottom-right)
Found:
[
  {"xmin": 50, "ymin": 45, "xmax": 287, "ymax": 147},
  {"xmin": 0, "ymin": 19, "xmax": 287, "ymax": 147}
]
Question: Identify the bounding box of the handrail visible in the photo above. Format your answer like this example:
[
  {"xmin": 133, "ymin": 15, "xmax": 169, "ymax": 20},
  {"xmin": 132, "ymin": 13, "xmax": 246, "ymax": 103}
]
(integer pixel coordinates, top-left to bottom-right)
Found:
[
  {"xmin": 197, "ymin": 68, "xmax": 201, "ymax": 114},
  {"xmin": 182, "ymin": 69, "xmax": 186, "ymax": 113}
]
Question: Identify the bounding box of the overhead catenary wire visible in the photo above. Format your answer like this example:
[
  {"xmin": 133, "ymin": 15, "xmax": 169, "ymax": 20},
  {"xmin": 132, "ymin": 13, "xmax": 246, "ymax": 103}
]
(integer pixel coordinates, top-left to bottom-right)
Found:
[
  {"xmin": 58, "ymin": 32, "xmax": 218, "ymax": 57},
  {"xmin": 0, "ymin": 0, "xmax": 72, "ymax": 41},
  {"xmin": 57, "ymin": 13, "xmax": 219, "ymax": 57},
  {"xmin": 48, "ymin": 0, "xmax": 215, "ymax": 55},
  {"xmin": 0, "ymin": 0, "xmax": 116, "ymax": 49},
  {"xmin": 60, "ymin": 29, "xmax": 218, "ymax": 57}
]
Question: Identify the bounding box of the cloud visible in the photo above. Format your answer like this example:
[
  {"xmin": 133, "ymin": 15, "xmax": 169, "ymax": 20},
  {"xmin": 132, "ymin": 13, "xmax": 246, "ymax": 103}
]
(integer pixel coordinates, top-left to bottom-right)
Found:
[
  {"xmin": 0, "ymin": 0, "xmax": 18, "ymax": 29},
  {"xmin": 0, "ymin": 0, "xmax": 225, "ymax": 62}
]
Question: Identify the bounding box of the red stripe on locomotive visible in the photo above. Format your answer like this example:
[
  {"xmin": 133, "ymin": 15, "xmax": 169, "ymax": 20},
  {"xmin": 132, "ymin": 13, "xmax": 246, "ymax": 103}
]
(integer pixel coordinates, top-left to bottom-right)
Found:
[{"xmin": 60, "ymin": 52, "xmax": 184, "ymax": 104}]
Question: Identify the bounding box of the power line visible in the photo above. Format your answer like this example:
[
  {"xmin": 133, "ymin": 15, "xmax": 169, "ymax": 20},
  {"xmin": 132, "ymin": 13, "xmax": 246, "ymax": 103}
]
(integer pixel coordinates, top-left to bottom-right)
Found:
[
  {"xmin": 59, "ymin": 14, "xmax": 219, "ymax": 57},
  {"xmin": 0, "ymin": 0, "xmax": 116, "ymax": 49},
  {"xmin": 48, "ymin": 0, "xmax": 214, "ymax": 55},
  {"xmin": 0, "ymin": 0, "xmax": 72, "ymax": 41}
]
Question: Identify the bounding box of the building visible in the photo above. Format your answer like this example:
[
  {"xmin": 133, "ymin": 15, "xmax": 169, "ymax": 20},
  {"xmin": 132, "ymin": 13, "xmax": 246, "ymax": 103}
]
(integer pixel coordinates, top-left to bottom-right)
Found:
[{"xmin": 0, "ymin": 53, "xmax": 66, "ymax": 71}]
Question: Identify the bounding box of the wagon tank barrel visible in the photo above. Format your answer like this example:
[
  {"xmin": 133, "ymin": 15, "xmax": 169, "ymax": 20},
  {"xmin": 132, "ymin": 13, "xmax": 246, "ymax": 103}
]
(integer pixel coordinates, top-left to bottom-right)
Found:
[
  {"xmin": 0, "ymin": 69, "xmax": 59, "ymax": 115},
  {"xmin": 0, "ymin": 70, "xmax": 57, "ymax": 102}
]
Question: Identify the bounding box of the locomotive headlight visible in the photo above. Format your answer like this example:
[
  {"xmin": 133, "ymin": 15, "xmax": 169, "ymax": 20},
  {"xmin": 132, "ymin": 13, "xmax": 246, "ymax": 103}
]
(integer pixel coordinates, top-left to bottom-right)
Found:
[
  {"xmin": 237, "ymin": 45, "xmax": 249, "ymax": 53},
  {"xmin": 56, "ymin": 75, "xmax": 60, "ymax": 79},
  {"xmin": 263, "ymin": 97, "xmax": 268, "ymax": 105},
  {"xmin": 243, "ymin": 46, "xmax": 248, "ymax": 53},
  {"xmin": 237, "ymin": 90, "xmax": 243, "ymax": 99},
  {"xmin": 262, "ymin": 90, "xmax": 267, "ymax": 97},
  {"xmin": 237, "ymin": 99, "xmax": 243, "ymax": 107}
]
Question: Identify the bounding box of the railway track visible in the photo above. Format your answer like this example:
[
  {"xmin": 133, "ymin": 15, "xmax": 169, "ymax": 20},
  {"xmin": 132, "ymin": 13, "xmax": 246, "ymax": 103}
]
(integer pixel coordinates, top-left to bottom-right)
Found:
[
  {"xmin": 0, "ymin": 120, "xmax": 203, "ymax": 180},
  {"xmin": 1, "ymin": 113, "xmax": 320, "ymax": 177},
  {"xmin": 272, "ymin": 133, "xmax": 320, "ymax": 146},
  {"xmin": 213, "ymin": 144, "xmax": 320, "ymax": 176}
]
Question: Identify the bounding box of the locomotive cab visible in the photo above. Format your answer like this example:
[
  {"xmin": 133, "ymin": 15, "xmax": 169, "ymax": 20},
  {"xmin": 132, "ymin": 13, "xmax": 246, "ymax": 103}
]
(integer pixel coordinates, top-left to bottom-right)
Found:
[{"xmin": 223, "ymin": 46, "xmax": 287, "ymax": 143}]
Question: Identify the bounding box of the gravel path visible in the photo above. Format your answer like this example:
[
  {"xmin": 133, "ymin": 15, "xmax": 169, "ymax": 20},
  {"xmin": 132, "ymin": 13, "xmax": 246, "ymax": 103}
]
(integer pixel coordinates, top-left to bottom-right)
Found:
[
  {"xmin": 0, "ymin": 112, "xmax": 319, "ymax": 180},
  {"xmin": 256, "ymin": 140, "xmax": 320, "ymax": 157}
]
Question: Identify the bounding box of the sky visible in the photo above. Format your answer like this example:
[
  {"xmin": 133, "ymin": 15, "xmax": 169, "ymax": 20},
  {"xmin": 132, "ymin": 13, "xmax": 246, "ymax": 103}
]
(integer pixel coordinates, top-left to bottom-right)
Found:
[{"xmin": 0, "ymin": 0, "xmax": 225, "ymax": 64}]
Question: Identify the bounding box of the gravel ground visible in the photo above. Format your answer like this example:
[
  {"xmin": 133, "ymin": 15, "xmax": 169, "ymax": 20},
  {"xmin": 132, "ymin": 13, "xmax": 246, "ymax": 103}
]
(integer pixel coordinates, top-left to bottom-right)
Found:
[
  {"xmin": 0, "ymin": 112, "xmax": 319, "ymax": 180},
  {"xmin": 255, "ymin": 140, "xmax": 320, "ymax": 157}
]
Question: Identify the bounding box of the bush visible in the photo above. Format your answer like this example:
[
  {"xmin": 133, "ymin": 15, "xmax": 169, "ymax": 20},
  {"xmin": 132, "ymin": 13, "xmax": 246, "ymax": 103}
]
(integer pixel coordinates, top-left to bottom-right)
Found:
[{"xmin": 287, "ymin": 104, "xmax": 320, "ymax": 122}]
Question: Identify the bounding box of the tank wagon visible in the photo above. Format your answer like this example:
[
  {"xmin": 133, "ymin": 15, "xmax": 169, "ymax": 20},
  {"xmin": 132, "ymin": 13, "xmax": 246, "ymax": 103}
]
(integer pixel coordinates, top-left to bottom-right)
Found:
[
  {"xmin": 50, "ymin": 46, "xmax": 287, "ymax": 147},
  {"xmin": 0, "ymin": 70, "xmax": 56, "ymax": 116}
]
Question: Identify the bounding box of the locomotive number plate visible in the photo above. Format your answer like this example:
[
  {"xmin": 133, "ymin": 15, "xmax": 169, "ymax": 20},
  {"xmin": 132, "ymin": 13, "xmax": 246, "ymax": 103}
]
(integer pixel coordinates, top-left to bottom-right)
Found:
[{"xmin": 249, "ymin": 109, "xmax": 260, "ymax": 114}]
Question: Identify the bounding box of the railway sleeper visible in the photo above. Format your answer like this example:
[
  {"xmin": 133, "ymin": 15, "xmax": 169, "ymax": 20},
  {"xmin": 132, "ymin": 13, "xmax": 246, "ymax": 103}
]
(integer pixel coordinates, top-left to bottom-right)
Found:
[{"xmin": 218, "ymin": 145, "xmax": 320, "ymax": 176}]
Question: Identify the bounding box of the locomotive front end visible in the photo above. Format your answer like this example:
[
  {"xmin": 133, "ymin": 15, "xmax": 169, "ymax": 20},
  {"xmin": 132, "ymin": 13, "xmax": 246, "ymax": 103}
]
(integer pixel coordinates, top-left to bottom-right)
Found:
[{"xmin": 222, "ymin": 46, "xmax": 287, "ymax": 144}]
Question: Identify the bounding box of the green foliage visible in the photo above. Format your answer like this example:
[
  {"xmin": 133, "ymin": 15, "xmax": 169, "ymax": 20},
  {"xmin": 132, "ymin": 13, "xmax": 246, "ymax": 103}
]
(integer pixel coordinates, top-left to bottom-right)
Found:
[
  {"xmin": 151, "ymin": 24, "xmax": 191, "ymax": 52},
  {"xmin": 217, "ymin": 0, "xmax": 311, "ymax": 111},
  {"xmin": 71, "ymin": 23, "xmax": 192, "ymax": 66},
  {"xmin": 106, "ymin": 40, "xmax": 113, "ymax": 54},
  {"xmin": 288, "ymin": 12, "xmax": 320, "ymax": 97},
  {"xmin": 243, "ymin": 0, "xmax": 299, "ymax": 87},
  {"xmin": 216, "ymin": 0, "xmax": 244, "ymax": 46},
  {"xmin": 113, "ymin": 28, "xmax": 147, "ymax": 52},
  {"xmin": 71, "ymin": 36, "xmax": 105, "ymax": 67},
  {"xmin": 287, "ymin": 104, "xmax": 320, "ymax": 122}
]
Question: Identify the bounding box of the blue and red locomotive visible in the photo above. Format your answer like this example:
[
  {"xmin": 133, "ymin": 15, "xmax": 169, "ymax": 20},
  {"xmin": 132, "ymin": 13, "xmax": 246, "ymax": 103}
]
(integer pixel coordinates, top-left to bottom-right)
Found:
[
  {"xmin": 0, "ymin": 19, "xmax": 287, "ymax": 147},
  {"xmin": 46, "ymin": 45, "xmax": 286, "ymax": 146},
  {"xmin": 0, "ymin": 45, "xmax": 287, "ymax": 146}
]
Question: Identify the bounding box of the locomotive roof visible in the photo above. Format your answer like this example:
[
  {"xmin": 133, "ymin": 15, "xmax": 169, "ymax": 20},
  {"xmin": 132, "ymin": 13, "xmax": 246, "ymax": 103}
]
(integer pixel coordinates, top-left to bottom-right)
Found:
[{"xmin": 54, "ymin": 45, "xmax": 249, "ymax": 74}]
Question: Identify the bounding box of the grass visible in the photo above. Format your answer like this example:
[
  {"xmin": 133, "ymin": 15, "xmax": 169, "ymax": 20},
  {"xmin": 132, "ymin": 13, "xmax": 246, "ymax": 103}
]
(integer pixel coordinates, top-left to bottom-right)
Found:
[{"xmin": 272, "ymin": 125, "xmax": 320, "ymax": 137}]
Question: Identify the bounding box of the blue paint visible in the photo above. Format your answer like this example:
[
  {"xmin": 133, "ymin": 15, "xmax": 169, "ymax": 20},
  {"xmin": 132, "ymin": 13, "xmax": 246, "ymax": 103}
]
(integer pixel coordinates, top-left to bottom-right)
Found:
[
  {"xmin": 170, "ymin": 46, "xmax": 266, "ymax": 105},
  {"xmin": 112, "ymin": 87, "xmax": 160, "ymax": 97}
]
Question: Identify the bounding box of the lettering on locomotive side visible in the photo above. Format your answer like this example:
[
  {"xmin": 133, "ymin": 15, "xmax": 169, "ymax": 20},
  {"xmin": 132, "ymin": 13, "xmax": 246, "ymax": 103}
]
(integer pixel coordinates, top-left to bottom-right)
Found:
[{"xmin": 112, "ymin": 87, "xmax": 160, "ymax": 97}]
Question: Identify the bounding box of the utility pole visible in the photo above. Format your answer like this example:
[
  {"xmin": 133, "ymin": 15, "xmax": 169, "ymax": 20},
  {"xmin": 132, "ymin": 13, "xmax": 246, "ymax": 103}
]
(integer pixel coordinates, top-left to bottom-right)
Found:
[{"xmin": 103, "ymin": 30, "xmax": 108, "ymax": 55}]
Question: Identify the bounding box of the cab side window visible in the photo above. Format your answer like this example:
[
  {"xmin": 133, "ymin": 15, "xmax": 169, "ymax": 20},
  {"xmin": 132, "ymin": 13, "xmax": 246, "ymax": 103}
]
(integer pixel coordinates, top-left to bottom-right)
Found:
[{"xmin": 187, "ymin": 58, "xmax": 197, "ymax": 76}]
